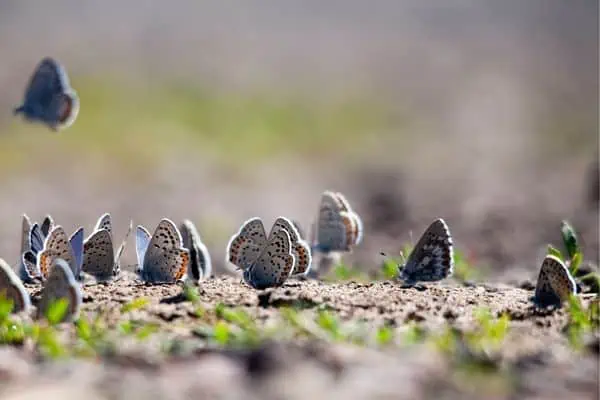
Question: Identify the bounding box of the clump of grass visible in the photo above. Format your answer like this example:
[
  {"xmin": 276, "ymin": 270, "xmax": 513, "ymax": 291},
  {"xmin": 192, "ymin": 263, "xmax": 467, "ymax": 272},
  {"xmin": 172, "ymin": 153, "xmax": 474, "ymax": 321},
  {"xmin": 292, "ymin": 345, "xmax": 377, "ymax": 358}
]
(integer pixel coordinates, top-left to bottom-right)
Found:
[
  {"xmin": 453, "ymin": 249, "xmax": 482, "ymax": 283},
  {"xmin": 565, "ymin": 295, "xmax": 599, "ymax": 351}
]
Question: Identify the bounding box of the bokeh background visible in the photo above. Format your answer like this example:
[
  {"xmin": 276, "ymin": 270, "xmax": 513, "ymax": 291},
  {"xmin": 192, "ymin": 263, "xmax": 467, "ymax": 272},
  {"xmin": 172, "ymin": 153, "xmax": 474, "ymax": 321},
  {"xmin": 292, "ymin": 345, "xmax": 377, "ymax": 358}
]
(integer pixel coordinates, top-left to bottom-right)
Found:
[{"xmin": 0, "ymin": 0, "xmax": 597, "ymax": 280}]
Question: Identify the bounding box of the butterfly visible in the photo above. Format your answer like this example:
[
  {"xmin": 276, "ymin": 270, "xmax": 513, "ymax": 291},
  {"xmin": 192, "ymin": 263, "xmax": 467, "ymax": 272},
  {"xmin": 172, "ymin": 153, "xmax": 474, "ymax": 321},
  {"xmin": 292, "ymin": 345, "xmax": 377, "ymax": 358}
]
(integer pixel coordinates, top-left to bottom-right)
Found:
[
  {"xmin": 14, "ymin": 57, "xmax": 79, "ymax": 131},
  {"xmin": 82, "ymin": 213, "xmax": 132, "ymax": 281},
  {"xmin": 180, "ymin": 219, "xmax": 212, "ymax": 281},
  {"xmin": 0, "ymin": 258, "xmax": 31, "ymax": 313},
  {"xmin": 135, "ymin": 219, "xmax": 190, "ymax": 283},
  {"xmin": 37, "ymin": 258, "xmax": 82, "ymax": 322},
  {"xmin": 313, "ymin": 191, "xmax": 363, "ymax": 254},
  {"xmin": 226, "ymin": 217, "xmax": 301, "ymax": 289},
  {"xmin": 398, "ymin": 218, "xmax": 454, "ymax": 284},
  {"xmin": 37, "ymin": 225, "xmax": 84, "ymax": 280},
  {"xmin": 19, "ymin": 214, "xmax": 56, "ymax": 282},
  {"xmin": 532, "ymin": 255, "xmax": 577, "ymax": 308}
]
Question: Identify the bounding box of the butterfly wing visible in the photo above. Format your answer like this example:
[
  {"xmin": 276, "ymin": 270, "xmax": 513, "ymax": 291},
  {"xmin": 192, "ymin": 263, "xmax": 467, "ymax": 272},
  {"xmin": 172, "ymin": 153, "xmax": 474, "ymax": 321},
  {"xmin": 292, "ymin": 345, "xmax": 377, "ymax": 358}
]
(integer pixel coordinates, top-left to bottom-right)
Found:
[
  {"xmin": 140, "ymin": 219, "xmax": 188, "ymax": 283},
  {"xmin": 19, "ymin": 251, "xmax": 42, "ymax": 283},
  {"xmin": 244, "ymin": 228, "xmax": 295, "ymax": 289},
  {"xmin": 113, "ymin": 220, "xmax": 133, "ymax": 274},
  {"xmin": 21, "ymin": 58, "xmax": 68, "ymax": 109},
  {"xmin": 226, "ymin": 217, "xmax": 267, "ymax": 270},
  {"xmin": 82, "ymin": 229, "xmax": 116, "ymax": 280},
  {"xmin": 0, "ymin": 258, "xmax": 31, "ymax": 313},
  {"xmin": 533, "ymin": 255, "xmax": 576, "ymax": 307},
  {"xmin": 29, "ymin": 223, "xmax": 45, "ymax": 255},
  {"xmin": 135, "ymin": 225, "xmax": 151, "ymax": 268},
  {"xmin": 93, "ymin": 213, "xmax": 112, "ymax": 235},
  {"xmin": 400, "ymin": 219, "xmax": 454, "ymax": 284},
  {"xmin": 40, "ymin": 215, "xmax": 55, "ymax": 237},
  {"xmin": 38, "ymin": 258, "xmax": 82, "ymax": 322},
  {"xmin": 315, "ymin": 197, "xmax": 356, "ymax": 253},
  {"xmin": 37, "ymin": 226, "xmax": 77, "ymax": 279},
  {"xmin": 269, "ymin": 217, "xmax": 312, "ymax": 275},
  {"xmin": 69, "ymin": 227, "xmax": 85, "ymax": 279},
  {"xmin": 20, "ymin": 214, "xmax": 32, "ymax": 257},
  {"xmin": 181, "ymin": 220, "xmax": 212, "ymax": 281}
]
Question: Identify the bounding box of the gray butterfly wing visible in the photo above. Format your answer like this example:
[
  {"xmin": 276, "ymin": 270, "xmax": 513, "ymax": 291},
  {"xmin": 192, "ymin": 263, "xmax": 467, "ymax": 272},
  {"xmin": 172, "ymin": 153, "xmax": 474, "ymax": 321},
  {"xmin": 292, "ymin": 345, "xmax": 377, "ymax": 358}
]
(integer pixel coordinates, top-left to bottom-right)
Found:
[
  {"xmin": 82, "ymin": 229, "xmax": 116, "ymax": 280},
  {"xmin": 40, "ymin": 215, "xmax": 54, "ymax": 237},
  {"xmin": 37, "ymin": 226, "xmax": 78, "ymax": 279},
  {"xmin": 20, "ymin": 214, "xmax": 32, "ymax": 257},
  {"xmin": 140, "ymin": 219, "xmax": 188, "ymax": 283},
  {"xmin": 269, "ymin": 217, "xmax": 312, "ymax": 275},
  {"xmin": 0, "ymin": 258, "xmax": 31, "ymax": 313},
  {"xmin": 180, "ymin": 220, "xmax": 212, "ymax": 281},
  {"xmin": 38, "ymin": 258, "xmax": 81, "ymax": 322},
  {"xmin": 315, "ymin": 202, "xmax": 356, "ymax": 253},
  {"xmin": 226, "ymin": 218, "xmax": 267, "ymax": 270},
  {"xmin": 113, "ymin": 220, "xmax": 133, "ymax": 274},
  {"xmin": 135, "ymin": 226, "xmax": 151, "ymax": 268},
  {"xmin": 533, "ymin": 255, "xmax": 576, "ymax": 307},
  {"xmin": 244, "ymin": 228, "xmax": 295, "ymax": 289},
  {"xmin": 400, "ymin": 218, "xmax": 454, "ymax": 284},
  {"xmin": 19, "ymin": 251, "xmax": 41, "ymax": 283},
  {"xmin": 93, "ymin": 213, "xmax": 112, "ymax": 235}
]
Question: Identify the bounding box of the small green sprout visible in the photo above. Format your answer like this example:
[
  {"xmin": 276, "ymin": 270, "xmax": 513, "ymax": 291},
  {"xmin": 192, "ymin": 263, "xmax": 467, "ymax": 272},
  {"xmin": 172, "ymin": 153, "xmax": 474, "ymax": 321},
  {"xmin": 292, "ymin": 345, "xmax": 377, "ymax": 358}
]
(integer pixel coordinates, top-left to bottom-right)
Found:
[
  {"xmin": 120, "ymin": 298, "xmax": 149, "ymax": 313},
  {"xmin": 46, "ymin": 298, "xmax": 69, "ymax": 325}
]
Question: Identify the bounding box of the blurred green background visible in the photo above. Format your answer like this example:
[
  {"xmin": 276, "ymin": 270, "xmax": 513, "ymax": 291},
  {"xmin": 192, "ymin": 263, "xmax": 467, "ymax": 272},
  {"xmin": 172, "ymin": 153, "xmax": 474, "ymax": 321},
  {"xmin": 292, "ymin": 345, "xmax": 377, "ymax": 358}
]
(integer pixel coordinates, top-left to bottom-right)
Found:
[{"xmin": 0, "ymin": 1, "xmax": 597, "ymax": 277}]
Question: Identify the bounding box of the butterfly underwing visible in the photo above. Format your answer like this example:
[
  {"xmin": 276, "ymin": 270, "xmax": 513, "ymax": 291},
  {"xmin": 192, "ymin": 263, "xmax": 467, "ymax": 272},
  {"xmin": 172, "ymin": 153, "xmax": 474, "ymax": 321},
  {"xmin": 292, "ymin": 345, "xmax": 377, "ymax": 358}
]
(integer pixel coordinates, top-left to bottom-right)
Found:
[{"xmin": 399, "ymin": 218, "xmax": 454, "ymax": 284}]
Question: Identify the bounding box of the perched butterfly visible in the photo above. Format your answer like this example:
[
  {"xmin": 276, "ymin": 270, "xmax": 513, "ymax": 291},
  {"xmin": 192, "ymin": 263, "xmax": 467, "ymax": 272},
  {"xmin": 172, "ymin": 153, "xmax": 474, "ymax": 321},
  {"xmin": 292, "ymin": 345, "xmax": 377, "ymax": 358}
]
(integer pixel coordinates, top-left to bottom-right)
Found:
[
  {"xmin": 19, "ymin": 214, "xmax": 55, "ymax": 283},
  {"xmin": 14, "ymin": 57, "xmax": 79, "ymax": 131},
  {"xmin": 37, "ymin": 258, "xmax": 82, "ymax": 322},
  {"xmin": 135, "ymin": 219, "xmax": 190, "ymax": 283},
  {"xmin": 180, "ymin": 219, "xmax": 212, "ymax": 281},
  {"xmin": 533, "ymin": 255, "xmax": 577, "ymax": 308},
  {"xmin": 226, "ymin": 217, "xmax": 298, "ymax": 289},
  {"xmin": 313, "ymin": 191, "xmax": 363, "ymax": 254},
  {"xmin": 37, "ymin": 226, "xmax": 84, "ymax": 280},
  {"xmin": 82, "ymin": 213, "xmax": 132, "ymax": 281},
  {"xmin": 398, "ymin": 218, "xmax": 454, "ymax": 284},
  {"xmin": 0, "ymin": 258, "xmax": 31, "ymax": 313}
]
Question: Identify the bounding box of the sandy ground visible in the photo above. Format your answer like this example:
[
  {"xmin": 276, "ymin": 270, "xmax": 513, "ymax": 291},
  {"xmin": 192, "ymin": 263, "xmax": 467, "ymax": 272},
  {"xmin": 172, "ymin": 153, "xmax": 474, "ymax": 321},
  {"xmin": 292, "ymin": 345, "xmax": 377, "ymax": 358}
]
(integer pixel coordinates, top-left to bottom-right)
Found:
[{"xmin": 0, "ymin": 274, "xmax": 598, "ymax": 400}]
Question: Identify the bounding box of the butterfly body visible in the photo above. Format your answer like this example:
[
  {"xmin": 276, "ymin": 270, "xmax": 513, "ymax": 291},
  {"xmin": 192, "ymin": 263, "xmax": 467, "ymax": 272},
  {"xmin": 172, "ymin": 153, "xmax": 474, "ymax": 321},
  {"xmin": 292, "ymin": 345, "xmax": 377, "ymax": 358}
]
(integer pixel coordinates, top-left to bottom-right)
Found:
[
  {"xmin": 14, "ymin": 58, "xmax": 79, "ymax": 131},
  {"xmin": 399, "ymin": 219, "xmax": 454, "ymax": 285}
]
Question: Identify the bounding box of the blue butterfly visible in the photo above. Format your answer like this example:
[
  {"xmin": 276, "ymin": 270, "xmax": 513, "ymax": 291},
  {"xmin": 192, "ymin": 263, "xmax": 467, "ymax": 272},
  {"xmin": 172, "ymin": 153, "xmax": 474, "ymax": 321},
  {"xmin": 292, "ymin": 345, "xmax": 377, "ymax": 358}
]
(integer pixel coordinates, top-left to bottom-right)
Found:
[{"xmin": 14, "ymin": 57, "xmax": 79, "ymax": 131}]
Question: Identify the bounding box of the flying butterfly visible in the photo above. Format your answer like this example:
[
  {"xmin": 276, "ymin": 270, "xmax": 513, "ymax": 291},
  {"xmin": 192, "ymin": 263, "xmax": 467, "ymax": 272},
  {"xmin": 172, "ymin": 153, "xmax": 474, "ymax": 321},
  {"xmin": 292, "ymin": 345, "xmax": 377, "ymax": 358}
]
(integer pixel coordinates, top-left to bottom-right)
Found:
[
  {"xmin": 226, "ymin": 217, "xmax": 297, "ymax": 289},
  {"xmin": 533, "ymin": 255, "xmax": 577, "ymax": 308},
  {"xmin": 37, "ymin": 258, "xmax": 82, "ymax": 322},
  {"xmin": 180, "ymin": 219, "xmax": 212, "ymax": 281},
  {"xmin": 397, "ymin": 218, "xmax": 454, "ymax": 285},
  {"xmin": 14, "ymin": 57, "xmax": 79, "ymax": 131},
  {"xmin": 135, "ymin": 219, "xmax": 190, "ymax": 283},
  {"xmin": 82, "ymin": 213, "xmax": 132, "ymax": 281},
  {"xmin": 0, "ymin": 258, "xmax": 31, "ymax": 313}
]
